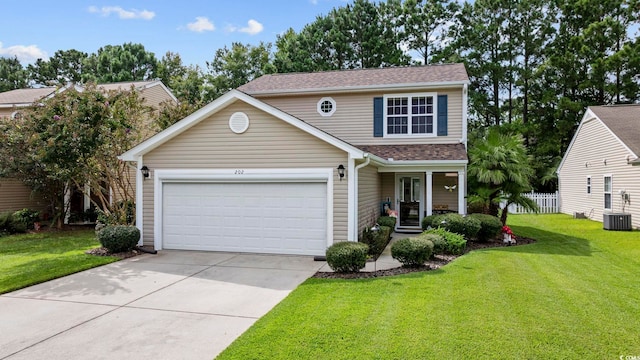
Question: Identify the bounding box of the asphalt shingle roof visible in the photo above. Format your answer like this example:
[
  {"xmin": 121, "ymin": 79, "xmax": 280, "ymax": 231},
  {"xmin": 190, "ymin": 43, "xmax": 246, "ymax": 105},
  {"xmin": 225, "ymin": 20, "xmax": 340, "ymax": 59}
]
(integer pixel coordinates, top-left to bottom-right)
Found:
[
  {"xmin": 358, "ymin": 143, "xmax": 468, "ymax": 162},
  {"xmin": 591, "ymin": 104, "xmax": 640, "ymax": 157},
  {"xmin": 238, "ymin": 64, "xmax": 469, "ymax": 94}
]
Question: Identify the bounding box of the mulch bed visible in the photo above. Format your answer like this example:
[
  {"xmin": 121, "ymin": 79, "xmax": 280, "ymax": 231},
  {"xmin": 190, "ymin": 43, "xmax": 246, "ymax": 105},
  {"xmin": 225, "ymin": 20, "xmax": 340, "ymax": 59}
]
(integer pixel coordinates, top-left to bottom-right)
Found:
[
  {"xmin": 312, "ymin": 236, "xmax": 536, "ymax": 279},
  {"xmin": 85, "ymin": 247, "xmax": 143, "ymax": 260}
]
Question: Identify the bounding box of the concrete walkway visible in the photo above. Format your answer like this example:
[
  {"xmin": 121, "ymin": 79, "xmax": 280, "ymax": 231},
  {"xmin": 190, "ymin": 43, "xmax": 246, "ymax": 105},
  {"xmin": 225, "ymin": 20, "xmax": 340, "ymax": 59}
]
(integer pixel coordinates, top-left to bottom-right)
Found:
[{"xmin": 0, "ymin": 251, "xmax": 324, "ymax": 360}]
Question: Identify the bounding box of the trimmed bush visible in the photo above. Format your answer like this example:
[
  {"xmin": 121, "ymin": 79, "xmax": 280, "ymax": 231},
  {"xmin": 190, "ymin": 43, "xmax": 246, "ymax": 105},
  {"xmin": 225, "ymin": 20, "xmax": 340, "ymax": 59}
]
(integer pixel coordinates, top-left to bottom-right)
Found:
[
  {"xmin": 326, "ymin": 241, "xmax": 369, "ymax": 273},
  {"xmin": 391, "ymin": 237, "xmax": 434, "ymax": 267},
  {"xmin": 421, "ymin": 215, "xmax": 437, "ymax": 230},
  {"xmin": 425, "ymin": 227, "xmax": 467, "ymax": 255},
  {"xmin": 0, "ymin": 211, "xmax": 27, "ymax": 236},
  {"xmin": 97, "ymin": 225, "xmax": 140, "ymax": 253},
  {"xmin": 13, "ymin": 208, "xmax": 40, "ymax": 230},
  {"xmin": 423, "ymin": 213, "xmax": 481, "ymax": 240},
  {"xmin": 377, "ymin": 216, "xmax": 396, "ymax": 228},
  {"xmin": 469, "ymin": 213, "xmax": 503, "ymax": 242},
  {"xmin": 419, "ymin": 232, "xmax": 446, "ymax": 255}
]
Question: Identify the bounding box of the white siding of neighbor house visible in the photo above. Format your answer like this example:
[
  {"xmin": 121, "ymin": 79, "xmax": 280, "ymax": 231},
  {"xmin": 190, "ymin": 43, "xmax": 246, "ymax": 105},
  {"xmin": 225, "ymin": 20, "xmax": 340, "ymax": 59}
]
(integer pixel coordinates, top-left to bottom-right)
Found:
[
  {"xmin": 257, "ymin": 87, "xmax": 464, "ymax": 145},
  {"xmin": 357, "ymin": 163, "xmax": 382, "ymax": 237},
  {"xmin": 558, "ymin": 117, "xmax": 640, "ymax": 229},
  {"xmin": 142, "ymin": 101, "xmax": 349, "ymax": 247},
  {"xmin": 0, "ymin": 179, "xmax": 49, "ymax": 214}
]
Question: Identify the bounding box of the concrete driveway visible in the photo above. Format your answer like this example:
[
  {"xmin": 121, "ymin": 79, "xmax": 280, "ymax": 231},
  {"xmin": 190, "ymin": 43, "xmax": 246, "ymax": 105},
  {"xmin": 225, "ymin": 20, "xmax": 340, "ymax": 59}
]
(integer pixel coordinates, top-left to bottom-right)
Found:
[{"xmin": 0, "ymin": 251, "xmax": 324, "ymax": 360}]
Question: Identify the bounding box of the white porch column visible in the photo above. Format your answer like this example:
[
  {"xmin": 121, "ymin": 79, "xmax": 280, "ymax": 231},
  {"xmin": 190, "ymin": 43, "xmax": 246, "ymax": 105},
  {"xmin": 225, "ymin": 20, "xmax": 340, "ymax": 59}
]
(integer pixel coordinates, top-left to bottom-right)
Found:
[
  {"xmin": 83, "ymin": 183, "xmax": 91, "ymax": 212},
  {"xmin": 426, "ymin": 171, "xmax": 433, "ymax": 216},
  {"xmin": 458, "ymin": 170, "xmax": 465, "ymax": 214}
]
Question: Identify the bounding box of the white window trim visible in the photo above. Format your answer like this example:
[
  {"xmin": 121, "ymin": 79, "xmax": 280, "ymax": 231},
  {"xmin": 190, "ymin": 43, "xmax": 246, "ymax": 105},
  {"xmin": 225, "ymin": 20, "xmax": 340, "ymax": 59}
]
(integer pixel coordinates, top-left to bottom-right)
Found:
[
  {"xmin": 603, "ymin": 175, "xmax": 612, "ymax": 210},
  {"xmin": 317, "ymin": 97, "xmax": 336, "ymax": 117},
  {"xmin": 383, "ymin": 92, "xmax": 438, "ymax": 138},
  {"xmin": 586, "ymin": 176, "xmax": 591, "ymax": 195}
]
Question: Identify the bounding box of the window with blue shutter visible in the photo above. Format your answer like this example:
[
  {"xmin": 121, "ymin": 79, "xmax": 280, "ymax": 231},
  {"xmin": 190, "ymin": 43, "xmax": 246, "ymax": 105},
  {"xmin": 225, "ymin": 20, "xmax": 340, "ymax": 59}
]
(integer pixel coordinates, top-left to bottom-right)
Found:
[
  {"xmin": 437, "ymin": 95, "xmax": 448, "ymax": 136},
  {"xmin": 373, "ymin": 97, "xmax": 383, "ymax": 137}
]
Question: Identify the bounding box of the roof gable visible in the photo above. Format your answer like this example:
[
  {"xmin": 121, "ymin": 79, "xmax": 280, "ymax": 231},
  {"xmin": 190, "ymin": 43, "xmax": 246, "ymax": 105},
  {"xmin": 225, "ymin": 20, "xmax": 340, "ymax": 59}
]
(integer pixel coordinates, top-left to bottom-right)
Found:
[
  {"xmin": 238, "ymin": 64, "xmax": 469, "ymax": 95},
  {"xmin": 119, "ymin": 90, "xmax": 366, "ymax": 161},
  {"xmin": 558, "ymin": 105, "xmax": 640, "ymax": 172}
]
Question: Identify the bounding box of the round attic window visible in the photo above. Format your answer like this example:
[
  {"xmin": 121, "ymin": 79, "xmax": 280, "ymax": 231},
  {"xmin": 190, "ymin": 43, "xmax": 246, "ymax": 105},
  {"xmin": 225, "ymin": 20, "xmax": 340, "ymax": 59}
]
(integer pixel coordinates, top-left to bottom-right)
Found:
[
  {"xmin": 229, "ymin": 112, "xmax": 249, "ymax": 134},
  {"xmin": 317, "ymin": 97, "xmax": 336, "ymax": 117}
]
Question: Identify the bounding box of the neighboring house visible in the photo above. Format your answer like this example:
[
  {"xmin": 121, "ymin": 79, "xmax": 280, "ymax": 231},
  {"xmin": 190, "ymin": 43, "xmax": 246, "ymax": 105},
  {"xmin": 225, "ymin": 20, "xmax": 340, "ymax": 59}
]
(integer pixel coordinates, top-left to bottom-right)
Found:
[
  {"xmin": 0, "ymin": 81, "xmax": 178, "ymax": 218},
  {"xmin": 120, "ymin": 64, "xmax": 470, "ymax": 255},
  {"xmin": 557, "ymin": 104, "xmax": 640, "ymax": 229}
]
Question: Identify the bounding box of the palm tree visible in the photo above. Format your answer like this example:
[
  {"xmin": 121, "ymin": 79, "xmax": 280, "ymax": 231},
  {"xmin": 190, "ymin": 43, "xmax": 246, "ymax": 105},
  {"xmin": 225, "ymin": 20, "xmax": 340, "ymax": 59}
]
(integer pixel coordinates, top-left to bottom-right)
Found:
[{"xmin": 468, "ymin": 127, "xmax": 537, "ymax": 225}]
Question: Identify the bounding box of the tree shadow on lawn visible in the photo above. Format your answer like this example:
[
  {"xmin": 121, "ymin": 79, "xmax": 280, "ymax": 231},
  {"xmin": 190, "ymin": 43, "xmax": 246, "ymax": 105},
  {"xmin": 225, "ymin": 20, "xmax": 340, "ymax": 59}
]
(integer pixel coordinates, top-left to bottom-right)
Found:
[{"xmin": 492, "ymin": 225, "xmax": 593, "ymax": 257}]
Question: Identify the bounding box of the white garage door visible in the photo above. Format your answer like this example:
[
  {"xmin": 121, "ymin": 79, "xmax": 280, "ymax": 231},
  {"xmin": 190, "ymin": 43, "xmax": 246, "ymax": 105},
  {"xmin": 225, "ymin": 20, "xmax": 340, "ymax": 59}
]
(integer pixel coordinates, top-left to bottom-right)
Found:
[{"xmin": 162, "ymin": 182, "xmax": 327, "ymax": 255}]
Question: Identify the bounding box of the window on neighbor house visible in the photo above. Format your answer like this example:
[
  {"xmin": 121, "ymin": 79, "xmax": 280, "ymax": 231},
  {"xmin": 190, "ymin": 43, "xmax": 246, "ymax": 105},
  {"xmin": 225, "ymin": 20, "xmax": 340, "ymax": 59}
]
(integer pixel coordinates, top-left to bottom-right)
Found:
[
  {"xmin": 604, "ymin": 175, "xmax": 612, "ymax": 210},
  {"xmin": 385, "ymin": 93, "xmax": 435, "ymax": 136},
  {"xmin": 586, "ymin": 176, "xmax": 591, "ymax": 194}
]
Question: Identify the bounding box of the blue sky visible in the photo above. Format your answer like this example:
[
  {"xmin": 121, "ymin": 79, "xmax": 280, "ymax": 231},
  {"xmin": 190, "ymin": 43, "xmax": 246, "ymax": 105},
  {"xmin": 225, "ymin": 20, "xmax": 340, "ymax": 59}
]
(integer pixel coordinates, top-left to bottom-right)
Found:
[{"xmin": 0, "ymin": 0, "xmax": 348, "ymax": 68}]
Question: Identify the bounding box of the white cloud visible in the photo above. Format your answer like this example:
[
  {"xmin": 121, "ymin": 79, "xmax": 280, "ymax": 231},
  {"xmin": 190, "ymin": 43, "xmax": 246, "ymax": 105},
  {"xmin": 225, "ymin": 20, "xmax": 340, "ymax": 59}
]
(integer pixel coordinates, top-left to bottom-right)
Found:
[
  {"xmin": 309, "ymin": 0, "xmax": 318, "ymax": 4},
  {"xmin": 0, "ymin": 42, "xmax": 48, "ymax": 64},
  {"xmin": 227, "ymin": 19, "xmax": 264, "ymax": 35},
  {"xmin": 88, "ymin": 6, "xmax": 155, "ymax": 20},
  {"xmin": 187, "ymin": 17, "xmax": 215, "ymax": 32}
]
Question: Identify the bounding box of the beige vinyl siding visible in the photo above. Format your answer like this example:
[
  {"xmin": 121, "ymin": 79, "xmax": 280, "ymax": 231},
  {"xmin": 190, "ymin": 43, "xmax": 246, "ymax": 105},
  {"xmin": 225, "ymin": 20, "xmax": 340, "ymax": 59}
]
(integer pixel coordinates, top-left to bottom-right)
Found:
[
  {"xmin": 139, "ymin": 84, "xmax": 176, "ymax": 110},
  {"xmin": 357, "ymin": 163, "xmax": 381, "ymax": 237},
  {"xmin": 558, "ymin": 118, "xmax": 640, "ymax": 229},
  {"xmin": 0, "ymin": 178, "xmax": 48, "ymax": 214},
  {"xmin": 258, "ymin": 88, "xmax": 464, "ymax": 145},
  {"xmin": 0, "ymin": 108, "xmax": 13, "ymax": 118},
  {"xmin": 432, "ymin": 173, "xmax": 459, "ymax": 212},
  {"xmin": 142, "ymin": 101, "xmax": 349, "ymax": 246},
  {"xmin": 381, "ymin": 173, "xmax": 396, "ymax": 211}
]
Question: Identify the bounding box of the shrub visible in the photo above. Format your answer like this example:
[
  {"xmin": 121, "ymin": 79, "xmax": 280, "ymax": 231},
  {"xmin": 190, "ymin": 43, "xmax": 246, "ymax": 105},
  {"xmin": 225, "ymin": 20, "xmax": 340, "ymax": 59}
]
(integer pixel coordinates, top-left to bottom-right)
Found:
[
  {"xmin": 468, "ymin": 213, "xmax": 503, "ymax": 242},
  {"xmin": 419, "ymin": 232, "xmax": 446, "ymax": 255},
  {"xmin": 391, "ymin": 237, "xmax": 434, "ymax": 267},
  {"xmin": 421, "ymin": 215, "xmax": 437, "ymax": 230},
  {"xmin": 13, "ymin": 208, "xmax": 40, "ymax": 230},
  {"xmin": 425, "ymin": 227, "xmax": 467, "ymax": 255},
  {"xmin": 0, "ymin": 211, "xmax": 27, "ymax": 236},
  {"xmin": 360, "ymin": 225, "xmax": 392, "ymax": 259},
  {"xmin": 424, "ymin": 213, "xmax": 481, "ymax": 240},
  {"xmin": 377, "ymin": 216, "xmax": 396, "ymax": 228},
  {"xmin": 97, "ymin": 225, "xmax": 140, "ymax": 253},
  {"xmin": 326, "ymin": 241, "xmax": 369, "ymax": 273}
]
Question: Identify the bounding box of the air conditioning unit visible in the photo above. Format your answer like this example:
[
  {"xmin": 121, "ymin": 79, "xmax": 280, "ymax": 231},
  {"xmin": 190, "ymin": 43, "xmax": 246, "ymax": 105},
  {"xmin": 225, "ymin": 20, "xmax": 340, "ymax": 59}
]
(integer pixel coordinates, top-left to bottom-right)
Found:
[{"xmin": 603, "ymin": 213, "xmax": 632, "ymax": 231}]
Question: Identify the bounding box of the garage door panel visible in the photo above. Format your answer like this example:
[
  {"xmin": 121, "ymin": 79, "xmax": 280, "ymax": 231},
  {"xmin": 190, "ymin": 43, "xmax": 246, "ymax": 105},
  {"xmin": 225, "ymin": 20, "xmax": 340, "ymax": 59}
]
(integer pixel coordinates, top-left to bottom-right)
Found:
[{"xmin": 162, "ymin": 182, "xmax": 327, "ymax": 255}]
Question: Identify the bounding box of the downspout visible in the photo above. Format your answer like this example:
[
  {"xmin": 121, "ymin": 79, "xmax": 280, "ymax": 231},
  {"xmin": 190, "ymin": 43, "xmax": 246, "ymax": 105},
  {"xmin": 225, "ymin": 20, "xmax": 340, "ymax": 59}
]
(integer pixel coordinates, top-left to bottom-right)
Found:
[{"xmin": 352, "ymin": 153, "xmax": 371, "ymax": 241}]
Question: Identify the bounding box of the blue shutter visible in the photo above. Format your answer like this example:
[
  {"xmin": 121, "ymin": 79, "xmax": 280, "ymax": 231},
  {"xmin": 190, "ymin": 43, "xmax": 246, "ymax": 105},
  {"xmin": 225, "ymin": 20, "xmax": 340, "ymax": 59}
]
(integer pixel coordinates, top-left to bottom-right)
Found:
[
  {"xmin": 437, "ymin": 95, "xmax": 448, "ymax": 136},
  {"xmin": 373, "ymin": 97, "xmax": 383, "ymax": 137}
]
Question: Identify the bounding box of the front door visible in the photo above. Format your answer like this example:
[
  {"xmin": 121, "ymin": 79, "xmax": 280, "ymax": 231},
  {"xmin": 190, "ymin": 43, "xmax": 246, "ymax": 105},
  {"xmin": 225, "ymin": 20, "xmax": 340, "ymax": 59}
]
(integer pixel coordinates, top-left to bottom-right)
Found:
[{"xmin": 396, "ymin": 175, "xmax": 423, "ymax": 229}]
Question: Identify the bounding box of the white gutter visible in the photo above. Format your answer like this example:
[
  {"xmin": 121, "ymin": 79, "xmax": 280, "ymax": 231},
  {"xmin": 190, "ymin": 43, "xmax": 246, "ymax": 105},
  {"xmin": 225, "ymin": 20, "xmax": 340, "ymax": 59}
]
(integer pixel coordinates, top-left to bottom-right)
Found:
[{"xmin": 351, "ymin": 154, "xmax": 371, "ymax": 241}]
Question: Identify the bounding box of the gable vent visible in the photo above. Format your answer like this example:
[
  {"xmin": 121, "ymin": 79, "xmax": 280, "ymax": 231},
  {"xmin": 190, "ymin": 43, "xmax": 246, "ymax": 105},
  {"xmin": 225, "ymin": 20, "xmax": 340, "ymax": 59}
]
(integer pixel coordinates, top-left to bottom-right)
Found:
[{"xmin": 229, "ymin": 112, "xmax": 249, "ymax": 134}]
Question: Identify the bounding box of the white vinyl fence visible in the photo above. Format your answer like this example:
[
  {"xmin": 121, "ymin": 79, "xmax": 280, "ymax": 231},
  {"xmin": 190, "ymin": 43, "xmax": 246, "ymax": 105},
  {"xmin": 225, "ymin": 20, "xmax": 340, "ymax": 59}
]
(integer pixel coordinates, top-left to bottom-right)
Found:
[{"xmin": 501, "ymin": 191, "xmax": 559, "ymax": 214}]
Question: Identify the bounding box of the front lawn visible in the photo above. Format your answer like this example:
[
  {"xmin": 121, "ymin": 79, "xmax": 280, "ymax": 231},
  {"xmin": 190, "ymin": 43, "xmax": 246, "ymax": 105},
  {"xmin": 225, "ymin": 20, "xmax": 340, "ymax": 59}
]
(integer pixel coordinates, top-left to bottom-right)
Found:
[
  {"xmin": 0, "ymin": 230, "xmax": 118, "ymax": 294},
  {"xmin": 217, "ymin": 214, "xmax": 640, "ymax": 359}
]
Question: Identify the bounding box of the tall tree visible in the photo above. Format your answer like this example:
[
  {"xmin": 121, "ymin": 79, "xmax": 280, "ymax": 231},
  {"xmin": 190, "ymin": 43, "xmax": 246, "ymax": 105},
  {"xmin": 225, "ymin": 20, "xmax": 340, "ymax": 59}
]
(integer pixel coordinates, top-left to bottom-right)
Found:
[
  {"xmin": 157, "ymin": 51, "xmax": 205, "ymax": 105},
  {"xmin": 402, "ymin": 0, "xmax": 459, "ymax": 64},
  {"xmin": 0, "ymin": 57, "xmax": 27, "ymax": 91},
  {"xmin": 27, "ymin": 49, "xmax": 88, "ymax": 86},
  {"xmin": 204, "ymin": 42, "xmax": 275, "ymax": 101},
  {"xmin": 82, "ymin": 43, "xmax": 157, "ymax": 83}
]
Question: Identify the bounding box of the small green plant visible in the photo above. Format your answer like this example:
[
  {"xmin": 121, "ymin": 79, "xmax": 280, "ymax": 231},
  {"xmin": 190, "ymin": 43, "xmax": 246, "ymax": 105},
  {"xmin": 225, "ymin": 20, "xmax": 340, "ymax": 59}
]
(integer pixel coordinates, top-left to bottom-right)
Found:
[
  {"xmin": 468, "ymin": 213, "xmax": 503, "ymax": 242},
  {"xmin": 96, "ymin": 225, "xmax": 140, "ymax": 253},
  {"xmin": 419, "ymin": 232, "xmax": 446, "ymax": 255},
  {"xmin": 12, "ymin": 208, "xmax": 40, "ymax": 230},
  {"xmin": 377, "ymin": 216, "xmax": 396, "ymax": 228},
  {"xmin": 425, "ymin": 227, "xmax": 467, "ymax": 255},
  {"xmin": 421, "ymin": 215, "xmax": 436, "ymax": 230},
  {"xmin": 326, "ymin": 241, "xmax": 369, "ymax": 273},
  {"xmin": 360, "ymin": 225, "xmax": 392, "ymax": 259},
  {"xmin": 391, "ymin": 237, "xmax": 434, "ymax": 267},
  {"xmin": 423, "ymin": 213, "xmax": 480, "ymax": 240},
  {"xmin": 0, "ymin": 211, "xmax": 27, "ymax": 236}
]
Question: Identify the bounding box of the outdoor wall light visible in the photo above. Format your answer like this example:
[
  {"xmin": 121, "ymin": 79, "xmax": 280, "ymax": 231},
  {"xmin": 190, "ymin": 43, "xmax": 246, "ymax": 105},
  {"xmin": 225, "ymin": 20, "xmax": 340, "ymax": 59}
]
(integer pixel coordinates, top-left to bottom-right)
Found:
[
  {"xmin": 337, "ymin": 164, "xmax": 345, "ymax": 181},
  {"xmin": 141, "ymin": 165, "xmax": 150, "ymax": 179}
]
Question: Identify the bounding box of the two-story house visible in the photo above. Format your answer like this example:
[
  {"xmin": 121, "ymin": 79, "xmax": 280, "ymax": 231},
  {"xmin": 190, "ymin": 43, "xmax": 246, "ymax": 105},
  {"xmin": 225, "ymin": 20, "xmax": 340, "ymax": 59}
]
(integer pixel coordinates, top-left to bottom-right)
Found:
[
  {"xmin": 119, "ymin": 64, "xmax": 470, "ymax": 255},
  {"xmin": 0, "ymin": 80, "xmax": 178, "ymax": 219}
]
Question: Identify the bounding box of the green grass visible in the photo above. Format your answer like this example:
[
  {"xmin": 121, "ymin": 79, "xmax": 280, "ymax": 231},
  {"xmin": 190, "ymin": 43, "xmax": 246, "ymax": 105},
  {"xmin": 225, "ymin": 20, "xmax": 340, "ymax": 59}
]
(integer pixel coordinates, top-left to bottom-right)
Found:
[
  {"xmin": 217, "ymin": 214, "xmax": 640, "ymax": 359},
  {"xmin": 0, "ymin": 230, "xmax": 118, "ymax": 294}
]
